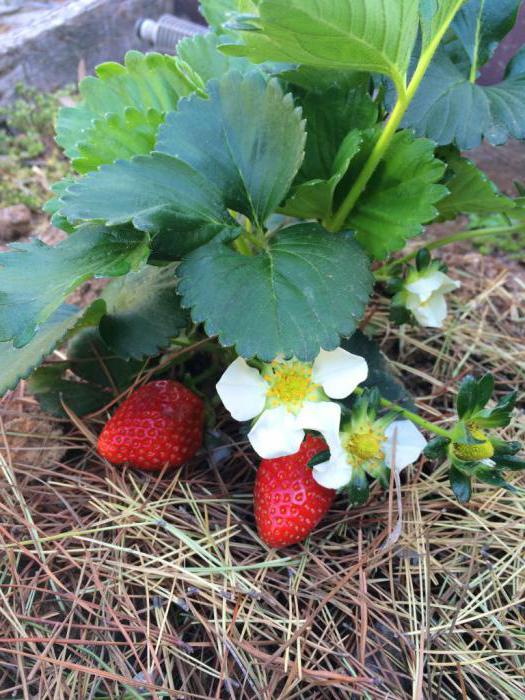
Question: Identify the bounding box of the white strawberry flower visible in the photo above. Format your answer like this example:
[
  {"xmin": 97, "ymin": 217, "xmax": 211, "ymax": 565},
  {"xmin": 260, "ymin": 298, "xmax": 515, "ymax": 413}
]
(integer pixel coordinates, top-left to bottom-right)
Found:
[
  {"xmin": 216, "ymin": 348, "xmax": 368, "ymax": 459},
  {"xmin": 403, "ymin": 268, "xmax": 460, "ymax": 328},
  {"xmin": 313, "ymin": 419, "xmax": 427, "ymax": 490}
]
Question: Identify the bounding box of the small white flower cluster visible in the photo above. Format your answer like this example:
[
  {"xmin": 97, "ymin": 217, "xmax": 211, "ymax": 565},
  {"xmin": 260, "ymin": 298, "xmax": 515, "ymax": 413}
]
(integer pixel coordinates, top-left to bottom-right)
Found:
[{"xmin": 216, "ymin": 348, "xmax": 427, "ymax": 489}]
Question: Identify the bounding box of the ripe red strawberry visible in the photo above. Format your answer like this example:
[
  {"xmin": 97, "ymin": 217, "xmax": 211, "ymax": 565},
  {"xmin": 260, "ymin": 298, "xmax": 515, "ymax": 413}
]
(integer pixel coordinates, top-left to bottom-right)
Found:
[
  {"xmin": 254, "ymin": 435, "xmax": 336, "ymax": 548},
  {"xmin": 98, "ymin": 380, "xmax": 204, "ymax": 471}
]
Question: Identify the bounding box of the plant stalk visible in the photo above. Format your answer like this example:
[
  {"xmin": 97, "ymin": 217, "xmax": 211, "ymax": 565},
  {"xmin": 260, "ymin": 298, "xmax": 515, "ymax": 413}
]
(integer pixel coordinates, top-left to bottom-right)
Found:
[
  {"xmin": 375, "ymin": 222, "xmax": 524, "ymax": 277},
  {"xmin": 327, "ymin": 0, "xmax": 467, "ymax": 233},
  {"xmin": 354, "ymin": 387, "xmax": 452, "ymax": 438}
]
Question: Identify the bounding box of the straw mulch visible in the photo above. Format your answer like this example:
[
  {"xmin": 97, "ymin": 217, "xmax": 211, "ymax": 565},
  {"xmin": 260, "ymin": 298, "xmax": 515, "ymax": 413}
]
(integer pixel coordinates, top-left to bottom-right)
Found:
[{"xmin": 1, "ymin": 246, "xmax": 524, "ymax": 699}]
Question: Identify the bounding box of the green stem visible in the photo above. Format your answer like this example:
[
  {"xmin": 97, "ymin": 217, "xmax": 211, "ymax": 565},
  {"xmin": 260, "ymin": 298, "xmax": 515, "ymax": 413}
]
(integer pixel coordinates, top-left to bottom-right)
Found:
[
  {"xmin": 327, "ymin": 90, "xmax": 408, "ymax": 232},
  {"xmin": 354, "ymin": 387, "xmax": 452, "ymax": 438},
  {"xmin": 327, "ymin": 0, "xmax": 466, "ymax": 233},
  {"xmin": 375, "ymin": 222, "xmax": 524, "ymax": 277},
  {"xmin": 469, "ymin": 0, "xmax": 484, "ymax": 83}
]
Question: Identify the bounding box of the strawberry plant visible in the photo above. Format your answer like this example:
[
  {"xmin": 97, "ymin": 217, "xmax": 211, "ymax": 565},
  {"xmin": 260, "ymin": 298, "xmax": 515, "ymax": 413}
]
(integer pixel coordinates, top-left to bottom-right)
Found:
[{"xmin": 1, "ymin": 0, "xmax": 523, "ymax": 540}]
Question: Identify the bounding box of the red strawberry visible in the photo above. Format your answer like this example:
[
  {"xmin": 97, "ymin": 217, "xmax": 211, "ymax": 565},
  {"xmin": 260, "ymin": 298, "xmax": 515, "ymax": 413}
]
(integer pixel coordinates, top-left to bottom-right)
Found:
[
  {"xmin": 254, "ymin": 435, "xmax": 336, "ymax": 548},
  {"xmin": 98, "ymin": 380, "xmax": 204, "ymax": 471}
]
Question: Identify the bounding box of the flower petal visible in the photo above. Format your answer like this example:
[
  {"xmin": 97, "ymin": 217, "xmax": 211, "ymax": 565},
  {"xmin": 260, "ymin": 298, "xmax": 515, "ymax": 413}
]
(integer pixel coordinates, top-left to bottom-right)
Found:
[
  {"xmin": 248, "ymin": 407, "xmax": 304, "ymax": 459},
  {"xmin": 405, "ymin": 270, "xmax": 447, "ymax": 302},
  {"xmin": 297, "ymin": 400, "xmax": 342, "ymax": 442},
  {"xmin": 216, "ymin": 357, "xmax": 268, "ymax": 421},
  {"xmin": 405, "ymin": 291, "xmax": 448, "ymax": 328},
  {"xmin": 312, "ymin": 347, "xmax": 368, "ymax": 399},
  {"xmin": 383, "ymin": 420, "xmax": 427, "ymax": 472},
  {"xmin": 313, "ymin": 451, "xmax": 352, "ymax": 489}
]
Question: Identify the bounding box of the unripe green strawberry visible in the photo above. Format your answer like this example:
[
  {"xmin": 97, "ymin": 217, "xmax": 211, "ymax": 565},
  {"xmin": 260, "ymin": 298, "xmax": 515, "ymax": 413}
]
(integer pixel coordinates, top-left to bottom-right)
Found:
[
  {"xmin": 254, "ymin": 435, "xmax": 336, "ymax": 548},
  {"xmin": 98, "ymin": 380, "xmax": 204, "ymax": 471}
]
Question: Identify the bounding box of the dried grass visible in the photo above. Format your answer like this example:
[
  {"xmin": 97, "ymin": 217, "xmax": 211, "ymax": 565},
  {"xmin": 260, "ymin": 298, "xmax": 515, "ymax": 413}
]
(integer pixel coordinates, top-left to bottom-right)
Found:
[{"xmin": 1, "ymin": 249, "xmax": 524, "ymax": 699}]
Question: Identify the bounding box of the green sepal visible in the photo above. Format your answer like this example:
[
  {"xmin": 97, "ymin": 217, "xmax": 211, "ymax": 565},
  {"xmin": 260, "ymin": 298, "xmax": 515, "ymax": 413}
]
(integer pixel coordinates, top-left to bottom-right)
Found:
[
  {"xmin": 347, "ymin": 467, "xmax": 369, "ymax": 506},
  {"xmin": 473, "ymin": 391, "xmax": 517, "ymax": 428},
  {"xmin": 456, "ymin": 373, "xmax": 494, "ymax": 419},
  {"xmin": 385, "ymin": 277, "xmax": 404, "ymax": 296},
  {"xmin": 307, "ymin": 450, "xmax": 331, "ymax": 468},
  {"xmin": 389, "ymin": 304, "xmax": 413, "ymax": 326},
  {"xmin": 492, "ymin": 454, "xmax": 525, "ymax": 471},
  {"xmin": 415, "ymin": 248, "xmax": 431, "ymax": 271},
  {"xmin": 491, "ymin": 439, "xmax": 522, "ymax": 457},
  {"xmin": 449, "ymin": 465, "xmax": 472, "ymax": 503},
  {"xmin": 375, "ymin": 466, "xmax": 391, "ymax": 490},
  {"xmin": 473, "ymin": 464, "xmax": 518, "ymax": 492},
  {"xmin": 424, "ymin": 436, "xmax": 450, "ymax": 460}
]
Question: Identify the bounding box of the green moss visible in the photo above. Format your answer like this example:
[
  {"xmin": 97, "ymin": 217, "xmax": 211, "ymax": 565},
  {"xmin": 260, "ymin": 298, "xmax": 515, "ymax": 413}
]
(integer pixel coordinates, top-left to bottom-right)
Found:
[{"xmin": 0, "ymin": 83, "xmax": 74, "ymax": 210}]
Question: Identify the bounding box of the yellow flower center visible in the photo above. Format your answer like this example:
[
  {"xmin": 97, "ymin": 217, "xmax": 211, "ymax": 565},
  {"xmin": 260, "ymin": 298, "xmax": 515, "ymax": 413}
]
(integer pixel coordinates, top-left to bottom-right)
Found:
[
  {"xmin": 453, "ymin": 429, "xmax": 494, "ymax": 461},
  {"xmin": 346, "ymin": 427, "xmax": 385, "ymax": 462},
  {"xmin": 264, "ymin": 360, "xmax": 319, "ymax": 410}
]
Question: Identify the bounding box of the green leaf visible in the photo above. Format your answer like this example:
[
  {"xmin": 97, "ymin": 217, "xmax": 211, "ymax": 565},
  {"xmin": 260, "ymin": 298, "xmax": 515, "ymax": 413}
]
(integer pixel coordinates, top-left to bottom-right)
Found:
[
  {"xmin": 402, "ymin": 47, "xmax": 525, "ymax": 149},
  {"xmin": 343, "ymin": 130, "xmax": 447, "ymax": 259},
  {"xmin": 178, "ymin": 223, "xmax": 373, "ymax": 361},
  {"xmin": 419, "ymin": 0, "xmax": 472, "ymax": 49},
  {"xmin": 72, "ymin": 108, "xmax": 164, "ymax": 174},
  {"xmin": 0, "ymin": 224, "xmax": 149, "ymax": 347},
  {"xmin": 59, "ymin": 154, "xmax": 232, "ymax": 257},
  {"xmin": 280, "ymin": 130, "xmax": 363, "ymax": 221},
  {"xmin": 0, "ymin": 302, "xmax": 105, "ymax": 396},
  {"xmin": 296, "ymin": 82, "xmax": 377, "ymax": 182},
  {"xmin": 68, "ymin": 328, "xmax": 143, "ymax": 390},
  {"xmin": 456, "ymin": 373, "xmax": 493, "ymax": 418},
  {"xmin": 221, "ymin": 0, "xmax": 420, "ymax": 93},
  {"xmin": 99, "ymin": 264, "xmax": 188, "ymax": 360},
  {"xmin": 56, "ymin": 51, "xmax": 200, "ymax": 170},
  {"xmin": 28, "ymin": 324, "xmax": 144, "ymax": 417},
  {"xmin": 342, "ymin": 331, "xmax": 414, "ymax": 408},
  {"xmin": 43, "ymin": 178, "xmax": 78, "ymax": 233},
  {"xmin": 449, "ymin": 464, "xmax": 472, "ymax": 502},
  {"xmin": 156, "ymin": 71, "xmax": 305, "ymax": 228},
  {"xmin": 437, "ymin": 149, "xmax": 516, "ymax": 220},
  {"xmin": 199, "ymin": 0, "xmax": 243, "ymax": 30},
  {"xmin": 28, "ymin": 365, "xmax": 110, "ymax": 418},
  {"xmin": 452, "ymin": 0, "xmax": 521, "ymax": 70},
  {"xmin": 177, "ymin": 31, "xmax": 252, "ymax": 82}
]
